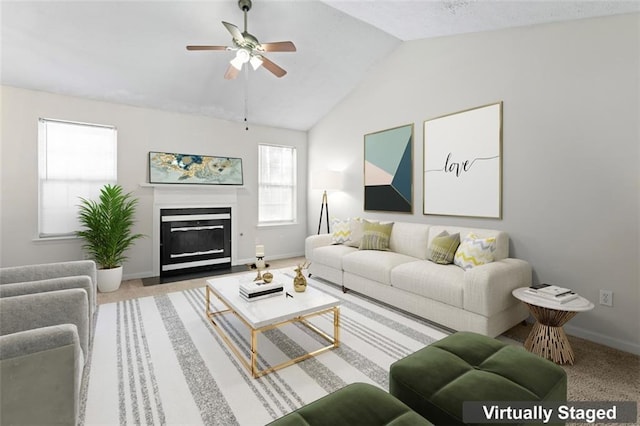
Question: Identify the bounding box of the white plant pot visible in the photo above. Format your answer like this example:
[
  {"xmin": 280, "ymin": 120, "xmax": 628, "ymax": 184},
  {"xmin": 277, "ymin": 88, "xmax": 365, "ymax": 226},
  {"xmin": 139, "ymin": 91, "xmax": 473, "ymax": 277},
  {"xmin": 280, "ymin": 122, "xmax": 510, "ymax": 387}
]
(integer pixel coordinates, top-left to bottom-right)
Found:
[{"xmin": 97, "ymin": 266, "xmax": 123, "ymax": 293}]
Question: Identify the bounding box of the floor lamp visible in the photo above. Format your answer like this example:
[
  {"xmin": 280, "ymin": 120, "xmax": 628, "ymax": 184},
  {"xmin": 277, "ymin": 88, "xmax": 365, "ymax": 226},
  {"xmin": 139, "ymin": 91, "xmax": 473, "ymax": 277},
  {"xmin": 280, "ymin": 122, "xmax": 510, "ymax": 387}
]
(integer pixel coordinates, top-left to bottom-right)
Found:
[{"xmin": 312, "ymin": 170, "xmax": 343, "ymax": 235}]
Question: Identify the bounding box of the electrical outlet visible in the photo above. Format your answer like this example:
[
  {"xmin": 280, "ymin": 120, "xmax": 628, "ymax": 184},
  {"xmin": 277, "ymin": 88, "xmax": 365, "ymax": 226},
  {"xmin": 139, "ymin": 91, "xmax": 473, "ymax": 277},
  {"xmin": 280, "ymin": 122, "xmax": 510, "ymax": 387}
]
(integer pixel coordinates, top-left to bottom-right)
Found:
[{"xmin": 599, "ymin": 290, "xmax": 613, "ymax": 307}]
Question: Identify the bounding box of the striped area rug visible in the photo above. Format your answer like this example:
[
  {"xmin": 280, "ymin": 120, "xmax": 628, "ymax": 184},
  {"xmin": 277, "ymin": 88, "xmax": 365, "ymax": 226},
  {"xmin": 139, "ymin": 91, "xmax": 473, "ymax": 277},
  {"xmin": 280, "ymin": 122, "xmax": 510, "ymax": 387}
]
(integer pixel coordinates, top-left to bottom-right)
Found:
[{"xmin": 80, "ymin": 272, "xmax": 449, "ymax": 425}]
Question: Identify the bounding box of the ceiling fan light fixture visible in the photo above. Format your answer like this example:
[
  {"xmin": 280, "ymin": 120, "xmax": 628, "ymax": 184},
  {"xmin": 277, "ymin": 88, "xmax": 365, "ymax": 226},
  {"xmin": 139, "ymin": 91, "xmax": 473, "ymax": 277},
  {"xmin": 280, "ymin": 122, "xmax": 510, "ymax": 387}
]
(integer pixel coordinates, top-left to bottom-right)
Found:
[
  {"xmin": 229, "ymin": 56, "xmax": 244, "ymax": 70},
  {"xmin": 230, "ymin": 48, "xmax": 250, "ymax": 70},
  {"xmin": 236, "ymin": 48, "xmax": 251, "ymax": 63},
  {"xmin": 250, "ymin": 55, "xmax": 263, "ymax": 70}
]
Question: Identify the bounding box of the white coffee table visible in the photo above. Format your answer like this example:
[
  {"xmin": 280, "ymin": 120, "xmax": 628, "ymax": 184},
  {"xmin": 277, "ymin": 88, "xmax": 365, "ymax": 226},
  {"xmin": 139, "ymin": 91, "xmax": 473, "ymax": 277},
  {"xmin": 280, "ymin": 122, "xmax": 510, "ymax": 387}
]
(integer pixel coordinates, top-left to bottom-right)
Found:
[
  {"xmin": 512, "ymin": 287, "xmax": 594, "ymax": 365},
  {"xmin": 205, "ymin": 271, "xmax": 341, "ymax": 378}
]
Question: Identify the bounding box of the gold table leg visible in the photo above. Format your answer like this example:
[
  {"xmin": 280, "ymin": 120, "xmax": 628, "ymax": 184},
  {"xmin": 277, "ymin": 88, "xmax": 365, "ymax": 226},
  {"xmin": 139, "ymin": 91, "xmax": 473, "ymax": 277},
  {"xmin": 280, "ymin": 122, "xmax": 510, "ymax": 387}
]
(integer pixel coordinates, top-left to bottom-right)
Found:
[
  {"xmin": 205, "ymin": 287, "xmax": 340, "ymax": 378},
  {"xmin": 524, "ymin": 302, "xmax": 578, "ymax": 365}
]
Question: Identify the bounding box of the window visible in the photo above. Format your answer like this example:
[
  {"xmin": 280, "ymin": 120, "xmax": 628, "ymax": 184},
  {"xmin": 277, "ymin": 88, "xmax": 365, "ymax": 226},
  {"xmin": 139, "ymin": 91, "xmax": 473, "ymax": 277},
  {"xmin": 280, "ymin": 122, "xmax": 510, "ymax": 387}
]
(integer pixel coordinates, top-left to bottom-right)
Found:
[
  {"xmin": 258, "ymin": 144, "xmax": 297, "ymax": 225},
  {"xmin": 38, "ymin": 118, "xmax": 117, "ymax": 238}
]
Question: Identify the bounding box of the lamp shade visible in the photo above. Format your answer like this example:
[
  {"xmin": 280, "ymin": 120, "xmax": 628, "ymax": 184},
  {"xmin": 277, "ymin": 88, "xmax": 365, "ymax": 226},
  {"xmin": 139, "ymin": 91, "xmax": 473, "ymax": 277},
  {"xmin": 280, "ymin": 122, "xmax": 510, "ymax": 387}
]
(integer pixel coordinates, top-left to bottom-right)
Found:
[{"xmin": 312, "ymin": 170, "xmax": 343, "ymax": 191}]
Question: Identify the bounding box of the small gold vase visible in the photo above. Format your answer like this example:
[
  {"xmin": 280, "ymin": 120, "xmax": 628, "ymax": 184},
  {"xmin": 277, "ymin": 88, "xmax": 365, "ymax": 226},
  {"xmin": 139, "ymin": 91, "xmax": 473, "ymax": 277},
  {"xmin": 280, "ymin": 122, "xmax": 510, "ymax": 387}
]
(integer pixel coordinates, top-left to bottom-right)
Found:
[
  {"xmin": 293, "ymin": 262, "xmax": 310, "ymax": 292},
  {"xmin": 293, "ymin": 271, "xmax": 307, "ymax": 292}
]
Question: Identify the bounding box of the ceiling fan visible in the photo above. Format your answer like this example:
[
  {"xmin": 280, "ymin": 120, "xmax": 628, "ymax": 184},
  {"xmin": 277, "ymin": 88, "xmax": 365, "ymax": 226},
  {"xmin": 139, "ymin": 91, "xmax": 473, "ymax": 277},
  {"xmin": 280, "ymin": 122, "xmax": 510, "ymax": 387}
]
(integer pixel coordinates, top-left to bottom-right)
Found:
[{"xmin": 186, "ymin": 0, "xmax": 296, "ymax": 80}]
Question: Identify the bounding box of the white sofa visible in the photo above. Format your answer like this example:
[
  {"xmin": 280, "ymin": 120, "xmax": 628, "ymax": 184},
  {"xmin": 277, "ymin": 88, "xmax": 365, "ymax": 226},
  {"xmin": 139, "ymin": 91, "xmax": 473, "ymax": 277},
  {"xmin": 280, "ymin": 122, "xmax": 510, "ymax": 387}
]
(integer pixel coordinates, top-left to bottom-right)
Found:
[{"xmin": 305, "ymin": 222, "xmax": 530, "ymax": 337}]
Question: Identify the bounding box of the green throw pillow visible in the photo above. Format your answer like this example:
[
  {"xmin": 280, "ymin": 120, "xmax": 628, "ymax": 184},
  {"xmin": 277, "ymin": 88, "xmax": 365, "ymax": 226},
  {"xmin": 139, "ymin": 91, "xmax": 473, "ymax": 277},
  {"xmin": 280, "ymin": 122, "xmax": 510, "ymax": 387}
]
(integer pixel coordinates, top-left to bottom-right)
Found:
[
  {"xmin": 359, "ymin": 221, "xmax": 394, "ymax": 251},
  {"xmin": 428, "ymin": 231, "xmax": 460, "ymax": 264}
]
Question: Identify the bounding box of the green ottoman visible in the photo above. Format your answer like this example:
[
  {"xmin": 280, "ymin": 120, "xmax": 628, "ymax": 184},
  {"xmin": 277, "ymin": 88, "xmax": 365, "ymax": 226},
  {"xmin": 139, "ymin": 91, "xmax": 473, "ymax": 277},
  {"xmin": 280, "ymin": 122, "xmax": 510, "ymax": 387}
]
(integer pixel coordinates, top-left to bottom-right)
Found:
[
  {"xmin": 389, "ymin": 332, "xmax": 567, "ymax": 425},
  {"xmin": 267, "ymin": 382, "xmax": 432, "ymax": 426}
]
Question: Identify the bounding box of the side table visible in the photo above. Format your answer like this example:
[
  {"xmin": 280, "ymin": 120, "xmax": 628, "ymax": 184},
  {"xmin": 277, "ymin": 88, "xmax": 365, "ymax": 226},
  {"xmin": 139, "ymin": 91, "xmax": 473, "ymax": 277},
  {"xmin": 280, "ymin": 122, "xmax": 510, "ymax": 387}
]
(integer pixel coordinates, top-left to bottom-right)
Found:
[{"xmin": 512, "ymin": 287, "xmax": 594, "ymax": 365}]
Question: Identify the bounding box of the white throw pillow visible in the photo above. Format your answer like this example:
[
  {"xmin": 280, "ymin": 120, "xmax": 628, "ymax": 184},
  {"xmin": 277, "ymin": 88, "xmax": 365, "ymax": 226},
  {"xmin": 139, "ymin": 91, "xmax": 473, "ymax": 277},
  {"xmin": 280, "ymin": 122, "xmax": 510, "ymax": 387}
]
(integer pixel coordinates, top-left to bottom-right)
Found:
[
  {"xmin": 346, "ymin": 217, "xmax": 366, "ymax": 247},
  {"xmin": 331, "ymin": 217, "xmax": 351, "ymax": 244},
  {"xmin": 454, "ymin": 232, "xmax": 496, "ymax": 270}
]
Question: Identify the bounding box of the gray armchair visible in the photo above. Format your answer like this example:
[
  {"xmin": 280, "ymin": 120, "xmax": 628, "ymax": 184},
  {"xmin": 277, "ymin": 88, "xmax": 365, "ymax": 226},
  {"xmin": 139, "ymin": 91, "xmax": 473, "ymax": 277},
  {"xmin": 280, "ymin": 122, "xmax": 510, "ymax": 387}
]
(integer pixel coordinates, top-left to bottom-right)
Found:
[
  {"xmin": 0, "ymin": 260, "xmax": 97, "ymax": 319},
  {"xmin": 0, "ymin": 260, "xmax": 97, "ymax": 425}
]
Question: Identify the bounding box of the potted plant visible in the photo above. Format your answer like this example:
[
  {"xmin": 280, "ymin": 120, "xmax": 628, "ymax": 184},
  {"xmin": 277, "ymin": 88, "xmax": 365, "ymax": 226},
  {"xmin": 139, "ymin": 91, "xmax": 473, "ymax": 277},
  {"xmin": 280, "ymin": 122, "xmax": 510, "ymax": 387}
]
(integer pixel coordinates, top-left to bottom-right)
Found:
[{"xmin": 76, "ymin": 184, "xmax": 145, "ymax": 292}]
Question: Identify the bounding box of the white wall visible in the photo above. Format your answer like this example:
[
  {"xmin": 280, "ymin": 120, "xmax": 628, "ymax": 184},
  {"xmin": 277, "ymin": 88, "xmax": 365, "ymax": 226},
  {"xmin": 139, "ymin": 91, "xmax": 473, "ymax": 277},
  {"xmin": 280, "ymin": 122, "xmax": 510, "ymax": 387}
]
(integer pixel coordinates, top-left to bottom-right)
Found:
[
  {"xmin": 307, "ymin": 14, "xmax": 640, "ymax": 354},
  {"xmin": 1, "ymin": 86, "xmax": 308, "ymax": 277}
]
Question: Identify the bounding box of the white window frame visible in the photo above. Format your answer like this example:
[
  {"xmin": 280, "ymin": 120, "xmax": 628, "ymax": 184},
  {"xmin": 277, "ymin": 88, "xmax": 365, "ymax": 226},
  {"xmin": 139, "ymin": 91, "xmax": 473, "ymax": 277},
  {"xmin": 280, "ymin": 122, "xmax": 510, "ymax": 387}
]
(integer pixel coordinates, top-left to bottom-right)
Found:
[
  {"xmin": 37, "ymin": 118, "xmax": 117, "ymax": 238},
  {"xmin": 258, "ymin": 144, "xmax": 297, "ymax": 226}
]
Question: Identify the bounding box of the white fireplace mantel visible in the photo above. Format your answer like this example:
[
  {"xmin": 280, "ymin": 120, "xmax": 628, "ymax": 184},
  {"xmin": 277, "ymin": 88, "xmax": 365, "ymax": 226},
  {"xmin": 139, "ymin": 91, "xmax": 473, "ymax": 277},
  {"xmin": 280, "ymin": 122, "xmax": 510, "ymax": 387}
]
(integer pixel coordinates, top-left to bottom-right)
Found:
[{"xmin": 142, "ymin": 183, "xmax": 242, "ymax": 276}]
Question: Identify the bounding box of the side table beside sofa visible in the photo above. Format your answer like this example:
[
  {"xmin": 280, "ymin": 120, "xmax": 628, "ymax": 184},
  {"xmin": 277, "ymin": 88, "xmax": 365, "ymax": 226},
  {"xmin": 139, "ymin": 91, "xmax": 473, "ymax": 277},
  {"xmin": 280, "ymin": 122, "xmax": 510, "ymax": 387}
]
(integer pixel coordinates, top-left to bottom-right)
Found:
[{"xmin": 512, "ymin": 287, "xmax": 594, "ymax": 365}]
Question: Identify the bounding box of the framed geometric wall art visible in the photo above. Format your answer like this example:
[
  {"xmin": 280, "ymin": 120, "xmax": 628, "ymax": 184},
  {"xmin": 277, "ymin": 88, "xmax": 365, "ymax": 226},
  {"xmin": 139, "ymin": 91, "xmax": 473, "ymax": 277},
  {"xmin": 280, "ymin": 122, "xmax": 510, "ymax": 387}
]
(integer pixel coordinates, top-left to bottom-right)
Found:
[
  {"xmin": 149, "ymin": 151, "xmax": 243, "ymax": 185},
  {"xmin": 423, "ymin": 102, "xmax": 502, "ymax": 218},
  {"xmin": 364, "ymin": 123, "xmax": 413, "ymax": 213}
]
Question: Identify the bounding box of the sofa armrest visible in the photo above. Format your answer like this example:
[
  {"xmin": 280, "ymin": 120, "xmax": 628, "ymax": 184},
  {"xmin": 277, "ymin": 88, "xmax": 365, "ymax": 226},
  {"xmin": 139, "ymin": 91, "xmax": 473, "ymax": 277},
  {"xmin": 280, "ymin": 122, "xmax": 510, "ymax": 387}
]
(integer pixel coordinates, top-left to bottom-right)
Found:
[
  {"xmin": 0, "ymin": 324, "xmax": 83, "ymax": 425},
  {"xmin": 0, "ymin": 276, "xmax": 96, "ymax": 318},
  {"xmin": 0, "ymin": 324, "xmax": 80, "ymax": 361},
  {"xmin": 0, "ymin": 289, "xmax": 90, "ymax": 359},
  {"xmin": 463, "ymin": 258, "xmax": 532, "ymax": 317},
  {"xmin": 0, "ymin": 260, "xmax": 97, "ymax": 284},
  {"xmin": 305, "ymin": 234, "xmax": 333, "ymax": 259},
  {"xmin": 0, "ymin": 260, "xmax": 96, "ymax": 309}
]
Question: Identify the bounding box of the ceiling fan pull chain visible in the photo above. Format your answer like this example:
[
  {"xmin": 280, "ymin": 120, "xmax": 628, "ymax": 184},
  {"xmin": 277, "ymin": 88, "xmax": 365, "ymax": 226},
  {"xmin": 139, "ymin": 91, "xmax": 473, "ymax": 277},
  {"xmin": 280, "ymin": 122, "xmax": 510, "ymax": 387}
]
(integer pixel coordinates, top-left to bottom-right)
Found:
[{"xmin": 244, "ymin": 66, "xmax": 249, "ymax": 131}]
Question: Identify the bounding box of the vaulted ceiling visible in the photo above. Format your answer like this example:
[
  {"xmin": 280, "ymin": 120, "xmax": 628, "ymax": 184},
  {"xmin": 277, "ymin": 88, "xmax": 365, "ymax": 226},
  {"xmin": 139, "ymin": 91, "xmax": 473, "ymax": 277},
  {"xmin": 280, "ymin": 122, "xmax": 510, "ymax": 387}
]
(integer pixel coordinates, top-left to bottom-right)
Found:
[{"xmin": 2, "ymin": 1, "xmax": 638, "ymax": 131}]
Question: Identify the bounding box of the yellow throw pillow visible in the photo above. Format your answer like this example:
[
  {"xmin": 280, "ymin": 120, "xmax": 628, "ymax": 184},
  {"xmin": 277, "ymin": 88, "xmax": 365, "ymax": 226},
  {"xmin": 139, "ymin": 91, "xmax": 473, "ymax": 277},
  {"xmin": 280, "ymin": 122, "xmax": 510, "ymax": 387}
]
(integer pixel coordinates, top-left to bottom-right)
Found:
[
  {"xmin": 428, "ymin": 231, "xmax": 461, "ymax": 264},
  {"xmin": 359, "ymin": 221, "xmax": 394, "ymax": 251}
]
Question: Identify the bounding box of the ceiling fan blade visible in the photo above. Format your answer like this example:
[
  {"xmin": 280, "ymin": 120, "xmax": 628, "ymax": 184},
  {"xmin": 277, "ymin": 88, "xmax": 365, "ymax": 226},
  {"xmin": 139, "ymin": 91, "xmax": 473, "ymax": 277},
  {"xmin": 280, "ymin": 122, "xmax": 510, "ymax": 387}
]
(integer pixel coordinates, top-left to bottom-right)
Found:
[
  {"xmin": 259, "ymin": 41, "xmax": 296, "ymax": 52},
  {"xmin": 186, "ymin": 45, "xmax": 229, "ymax": 51},
  {"xmin": 261, "ymin": 56, "xmax": 287, "ymax": 78},
  {"xmin": 224, "ymin": 64, "xmax": 240, "ymax": 80},
  {"xmin": 222, "ymin": 21, "xmax": 244, "ymax": 42}
]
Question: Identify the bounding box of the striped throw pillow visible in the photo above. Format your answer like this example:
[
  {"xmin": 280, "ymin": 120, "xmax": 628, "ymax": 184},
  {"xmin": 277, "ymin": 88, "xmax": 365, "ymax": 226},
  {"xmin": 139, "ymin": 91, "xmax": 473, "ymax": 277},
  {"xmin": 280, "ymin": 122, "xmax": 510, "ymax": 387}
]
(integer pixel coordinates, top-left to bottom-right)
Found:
[
  {"xmin": 428, "ymin": 231, "xmax": 460, "ymax": 264},
  {"xmin": 359, "ymin": 221, "xmax": 394, "ymax": 251},
  {"xmin": 454, "ymin": 233, "xmax": 496, "ymax": 270}
]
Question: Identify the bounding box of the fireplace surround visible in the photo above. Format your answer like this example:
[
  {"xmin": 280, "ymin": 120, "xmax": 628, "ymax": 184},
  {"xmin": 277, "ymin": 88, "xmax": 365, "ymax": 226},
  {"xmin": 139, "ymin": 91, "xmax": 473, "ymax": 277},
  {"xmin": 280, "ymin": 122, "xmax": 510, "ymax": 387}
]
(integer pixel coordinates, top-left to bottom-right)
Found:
[{"xmin": 147, "ymin": 184, "xmax": 240, "ymax": 277}]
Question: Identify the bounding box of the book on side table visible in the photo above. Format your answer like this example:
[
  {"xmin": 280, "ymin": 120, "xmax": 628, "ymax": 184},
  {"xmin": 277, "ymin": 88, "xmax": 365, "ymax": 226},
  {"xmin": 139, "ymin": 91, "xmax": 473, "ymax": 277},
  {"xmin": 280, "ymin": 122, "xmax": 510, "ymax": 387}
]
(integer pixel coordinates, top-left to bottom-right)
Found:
[{"xmin": 526, "ymin": 284, "xmax": 579, "ymax": 304}]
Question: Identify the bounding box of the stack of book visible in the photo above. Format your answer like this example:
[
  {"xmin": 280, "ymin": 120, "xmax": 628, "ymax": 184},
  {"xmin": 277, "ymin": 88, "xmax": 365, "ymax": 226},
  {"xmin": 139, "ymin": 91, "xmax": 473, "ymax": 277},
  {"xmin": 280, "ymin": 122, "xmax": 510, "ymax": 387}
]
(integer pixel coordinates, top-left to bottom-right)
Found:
[
  {"xmin": 525, "ymin": 284, "xmax": 579, "ymax": 304},
  {"xmin": 239, "ymin": 280, "xmax": 284, "ymax": 302}
]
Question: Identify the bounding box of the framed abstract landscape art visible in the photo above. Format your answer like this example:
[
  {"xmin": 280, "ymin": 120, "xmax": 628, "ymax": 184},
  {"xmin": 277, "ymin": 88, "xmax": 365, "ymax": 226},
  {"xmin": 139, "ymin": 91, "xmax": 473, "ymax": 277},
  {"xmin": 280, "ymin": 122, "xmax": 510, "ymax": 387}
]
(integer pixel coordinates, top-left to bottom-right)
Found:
[
  {"xmin": 149, "ymin": 152, "xmax": 243, "ymax": 185},
  {"xmin": 364, "ymin": 124, "xmax": 413, "ymax": 213},
  {"xmin": 423, "ymin": 102, "xmax": 502, "ymax": 218}
]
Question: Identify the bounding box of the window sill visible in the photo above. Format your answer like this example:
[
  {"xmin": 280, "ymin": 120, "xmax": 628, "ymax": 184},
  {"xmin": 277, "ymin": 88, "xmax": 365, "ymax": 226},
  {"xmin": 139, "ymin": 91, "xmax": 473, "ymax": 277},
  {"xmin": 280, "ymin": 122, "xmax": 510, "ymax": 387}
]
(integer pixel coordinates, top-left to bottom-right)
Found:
[
  {"xmin": 257, "ymin": 222, "xmax": 299, "ymax": 228},
  {"xmin": 33, "ymin": 235, "xmax": 81, "ymax": 243}
]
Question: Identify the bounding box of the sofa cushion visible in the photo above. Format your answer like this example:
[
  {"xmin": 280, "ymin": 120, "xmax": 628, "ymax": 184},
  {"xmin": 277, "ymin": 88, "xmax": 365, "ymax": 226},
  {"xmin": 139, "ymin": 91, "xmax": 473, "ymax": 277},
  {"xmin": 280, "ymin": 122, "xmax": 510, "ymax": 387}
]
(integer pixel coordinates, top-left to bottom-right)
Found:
[
  {"xmin": 312, "ymin": 244, "xmax": 358, "ymax": 269},
  {"xmin": 267, "ymin": 382, "xmax": 433, "ymax": 426},
  {"xmin": 390, "ymin": 261, "xmax": 464, "ymax": 308},
  {"xmin": 389, "ymin": 332, "xmax": 567, "ymax": 426},
  {"xmin": 428, "ymin": 231, "xmax": 460, "ymax": 264},
  {"xmin": 454, "ymin": 233, "xmax": 497, "ymax": 270},
  {"xmin": 359, "ymin": 221, "xmax": 394, "ymax": 251},
  {"xmin": 343, "ymin": 251, "xmax": 417, "ymax": 285},
  {"xmin": 389, "ymin": 222, "xmax": 431, "ymax": 260}
]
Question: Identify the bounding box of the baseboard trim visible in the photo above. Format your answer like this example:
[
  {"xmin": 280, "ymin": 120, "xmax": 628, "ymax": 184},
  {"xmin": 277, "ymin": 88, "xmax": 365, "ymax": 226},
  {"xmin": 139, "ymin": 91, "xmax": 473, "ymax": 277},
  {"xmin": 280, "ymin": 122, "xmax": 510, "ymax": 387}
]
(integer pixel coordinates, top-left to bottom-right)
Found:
[
  {"xmin": 123, "ymin": 252, "xmax": 305, "ymax": 281},
  {"xmin": 123, "ymin": 270, "xmax": 155, "ymax": 280},
  {"xmin": 564, "ymin": 324, "xmax": 640, "ymax": 356}
]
